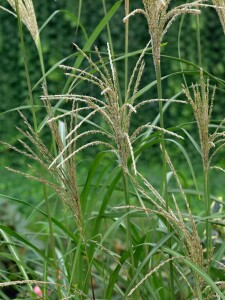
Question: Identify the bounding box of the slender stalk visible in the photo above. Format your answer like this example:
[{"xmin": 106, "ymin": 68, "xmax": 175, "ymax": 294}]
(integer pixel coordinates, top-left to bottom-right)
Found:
[
  {"xmin": 195, "ymin": 12, "xmax": 212, "ymax": 267},
  {"xmin": 102, "ymin": 0, "xmax": 122, "ymax": 105},
  {"xmin": 83, "ymin": 242, "xmax": 96, "ymax": 300},
  {"xmin": 122, "ymin": 171, "xmax": 138, "ymax": 300},
  {"xmin": 204, "ymin": 168, "xmax": 212, "ymax": 262},
  {"xmin": 15, "ymin": 3, "xmax": 61, "ymax": 297},
  {"xmin": 36, "ymin": 37, "xmax": 48, "ymax": 92},
  {"xmin": 125, "ymin": 0, "xmax": 129, "ymax": 99},
  {"xmin": 15, "ymin": 1, "xmax": 37, "ymax": 133},
  {"xmin": 196, "ymin": 14, "xmax": 202, "ymax": 67},
  {"xmin": 36, "ymin": 39, "xmax": 60, "ymax": 274},
  {"xmin": 155, "ymin": 59, "xmax": 175, "ymax": 299},
  {"xmin": 178, "ymin": 14, "xmax": 188, "ymax": 88},
  {"xmin": 123, "ymin": 7, "xmax": 135, "ymax": 285}
]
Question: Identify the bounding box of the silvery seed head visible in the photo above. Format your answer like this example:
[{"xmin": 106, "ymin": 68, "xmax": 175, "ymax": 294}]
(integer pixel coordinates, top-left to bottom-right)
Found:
[{"xmin": 124, "ymin": 0, "xmax": 202, "ymax": 68}]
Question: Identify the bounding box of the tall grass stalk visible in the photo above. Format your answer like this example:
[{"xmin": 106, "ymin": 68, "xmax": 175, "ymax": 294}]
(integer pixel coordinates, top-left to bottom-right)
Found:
[
  {"xmin": 182, "ymin": 70, "xmax": 225, "ymax": 263},
  {"xmin": 123, "ymin": 2, "xmax": 138, "ymax": 297},
  {"xmin": 195, "ymin": 14, "xmax": 202, "ymax": 67},
  {"xmin": 14, "ymin": 2, "xmax": 61, "ymax": 297},
  {"xmin": 122, "ymin": 171, "xmax": 137, "ymax": 299},
  {"xmin": 125, "ymin": 0, "xmax": 129, "ymax": 97},
  {"xmin": 204, "ymin": 169, "xmax": 211, "ymax": 262},
  {"xmin": 155, "ymin": 57, "xmax": 175, "ymax": 300},
  {"xmin": 123, "ymin": 2, "xmax": 204, "ymax": 295}
]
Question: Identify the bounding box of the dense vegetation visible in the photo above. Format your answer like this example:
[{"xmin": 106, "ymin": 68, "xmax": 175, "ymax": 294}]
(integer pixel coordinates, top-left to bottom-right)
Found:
[{"xmin": 1, "ymin": 0, "xmax": 225, "ymax": 299}]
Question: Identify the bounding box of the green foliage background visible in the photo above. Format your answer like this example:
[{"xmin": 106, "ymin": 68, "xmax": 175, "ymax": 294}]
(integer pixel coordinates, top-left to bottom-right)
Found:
[{"xmin": 0, "ymin": 0, "xmax": 225, "ymax": 200}]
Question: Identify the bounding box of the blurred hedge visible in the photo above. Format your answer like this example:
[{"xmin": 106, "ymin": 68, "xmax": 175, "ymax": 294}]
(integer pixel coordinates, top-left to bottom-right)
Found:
[{"xmin": 0, "ymin": 0, "xmax": 225, "ymax": 154}]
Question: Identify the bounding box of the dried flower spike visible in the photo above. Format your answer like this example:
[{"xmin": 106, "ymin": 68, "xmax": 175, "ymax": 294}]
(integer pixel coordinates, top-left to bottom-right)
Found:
[
  {"xmin": 124, "ymin": 0, "xmax": 202, "ymax": 67},
  {"xmin": 183, "ymin": 69, "xmax": 225, "ymax": 172},
  {"xmin": 213, "ymin": 0, "xmax": 225, "ymax": 33},
  {"xmin": 2, "ymin": 106, "xmax": 85, "ymax": 239},
  {"xmin": 5, "ymin": 0, "xmax": 39, "ymax": 44},
  {"xmin": 42, "ymin": 43, "xmax": 184, "ymax": 175}
]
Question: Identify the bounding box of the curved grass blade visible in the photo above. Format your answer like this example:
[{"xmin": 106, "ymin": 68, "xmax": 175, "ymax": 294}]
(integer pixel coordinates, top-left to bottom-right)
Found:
[
  {"xmin": 163, "ymin": 247, "xmax": 225, "ymax": 299},
  {"xmin": 80, "ymin": 151, "xmax": 114, "ymax": 215},
  {"xmin": 124, "ymin": 231, "xmax": 174, "ymax": 298},
  {"xmin": 38, "ymin": 0, "xmax": 122, "ymax": 132},
  {"xmin": 0, "ymin": 194, "xmax": 79, "ymax": 243},
  {"xmin": 39, "ymin": 10, "xmax": 88, "ymax": 41},
  {"xmin": 0, "ymin": 225, "xmax": 53, "ymax": 265},
  {"xmin": 0, "ymin": 230, "xmax": 33, "ymax": 292},
  {"xmin": 162, "ymin": 54, "xmax": 225, "ymax": 87},
  {"xmin": 180, "ymin": 127, "xmax": 201, "ymax": 155},
  {"xmin": 166, "ymin": 138, "xmax": 200, "ymax": 196}
]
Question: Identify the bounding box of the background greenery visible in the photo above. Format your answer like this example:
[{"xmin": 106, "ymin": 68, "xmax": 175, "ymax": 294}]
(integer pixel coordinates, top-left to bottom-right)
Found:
[
  {"xmin": 1, "ymin": 1, "xmax": 225, "ymax": 299},
  {"xmin": 1, "ymin": 0, "xmax": 225, "ymax": 202}
]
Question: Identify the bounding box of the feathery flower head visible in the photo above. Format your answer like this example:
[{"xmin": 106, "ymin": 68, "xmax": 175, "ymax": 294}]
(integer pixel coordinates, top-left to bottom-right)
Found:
[
  {"xmin": 183, "ymin": 70, "xmax": 225, "ymax": 172},
  {"xmin": 41, "ymin": 43, "xmax": 184, "ymax": 175},
  {"xmin": 124, "ymin": 0, "xmax": 202, "ymax": 67},
  {"xmin": 213, "ymin": 0, "xmax": 225, "ymax": 33},
  {"xmin": 6, "ymin": 0, "xmax": 39, "ymax": 45},
  {"xmin": 1, "ymin": 107, "xmax": 84, "ymax": 238}
]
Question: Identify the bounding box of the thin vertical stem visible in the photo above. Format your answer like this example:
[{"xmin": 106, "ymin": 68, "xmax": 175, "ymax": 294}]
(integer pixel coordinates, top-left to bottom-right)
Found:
[
  {"xmin": 122, "ymin": 171, "xmax": 138, "ymax": 300},
  {"xmin": 125, "ymin": 0, "xmax": 129, "ymax": 100},
  {"xmin": 102, "ymin": 0, "xmax": 122, "ymax": 105},
  {"xmin": 196, "ymin": 13, "xmax": 212, "ymax": 265},
  {"xmin": 155, "ymin": 58, "xmax": 175, "ymax": 300},
  {"xmin": 155, "ymin": 60, "xmax": 167, "ymax": 201},
  {"xmin": 196, "ymin": 14, "xmax": 202, "ymax": 67},
  {"xmin": 83, "ymin": 242, "xmax": 96, "ymax": 300},
  {"xmin": 204, "ymin": 168, "xmax": 212, "ymax": 262},
  {"xmin": 178, "ymin": 14, "xmax": 188, "ymax": 88},
  {"xmin": 15, "ymin": 3, "xmax": 61, "ymax": 297}
]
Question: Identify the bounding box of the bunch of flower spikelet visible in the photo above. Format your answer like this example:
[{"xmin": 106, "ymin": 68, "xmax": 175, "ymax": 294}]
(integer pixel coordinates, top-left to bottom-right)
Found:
[
  {"xmin": 1, "ymin": 104, "xmax": 84, "ymax": 238},
  {"xmin": 1, "ymin": 0, "xmax": 39, "ymax": 45},
  {"xmin": 213, "ymin": 0, "xmax": 225, "ymax": 34},
  {"xmin": 117, "ymin": 151, "xmax": 205, "ymax": 297},
  {"xmin": 123, "ymin": 0, "xmax": 205, "ymax": 66},
  {"xmin": 41, "ymin": 43, "xmax": 184, "ymax": 175},
  {"xmin": 183, "ymin": 69, "xmax": 225, "ymax": 173}
]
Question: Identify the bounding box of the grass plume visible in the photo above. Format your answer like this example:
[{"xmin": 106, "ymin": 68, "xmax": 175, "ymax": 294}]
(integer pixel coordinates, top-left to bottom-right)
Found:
[
  {"xmin": 1, "ymin": 105, "xmax": 84, "ymax": 238},
  {"xmin": 183, "ymin": 69, "xmax": 225, "ymax": 173},
  {"xmin": 41, "ymin": 43, "xmax": 183, "ymax": 175},
  {"xmin": 213, "ymin": 0, "xmax": 225, "ymax": 34},
  {"xmin": 183, "ymin": 69, "xmax": 225, "ymax": 262},
  {"xmin": 5, "ymin": 0, "xmax": 39, "ymax": 45},
  {"xmin": 123, "ymin": 0, "xmax": 202, "ymax": 67}
]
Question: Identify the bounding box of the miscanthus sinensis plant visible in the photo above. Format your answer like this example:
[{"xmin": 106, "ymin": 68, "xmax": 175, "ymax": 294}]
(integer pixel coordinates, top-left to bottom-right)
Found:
[
  {"xmin": 183, "ymin": 70, "xmax": 225, "ymax": 264},
  {"xmin": 1, "ymin": 108, "xmax": 84, "ymax": 238},
  {"xmin": 124, "ymin": 153, "xmax": 205, "ymax": 298},
  {"xmin": 183, "ymin": 70, "xmax": 225, "ymax": 175},
  {"xmin": 1, "ymin": 0, "xmax": 225, "ymax": 299},
  {"xmin": 41, "ymin": 43, "xmax": 183, "ymax": 175}
]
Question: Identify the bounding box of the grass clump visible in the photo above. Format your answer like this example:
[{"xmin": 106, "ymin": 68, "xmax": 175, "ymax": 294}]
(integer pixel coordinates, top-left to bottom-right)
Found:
[{"xmin": 1, "ymin": 0, "xmax": 225, "ymax": 299}]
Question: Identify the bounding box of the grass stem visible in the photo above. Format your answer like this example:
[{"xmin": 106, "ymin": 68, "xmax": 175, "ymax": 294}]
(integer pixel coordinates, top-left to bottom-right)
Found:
[
  {"xmin": 204, "ymin": 169, "xmax": 212, "ymax": 262},
  {"xmin": 125, "ymin": 0, "xmax": 129, "ymax": 100},
  {"xmin": 15, "ymin": 3, "xmax": 61, "ymax": 297},
  {"xmin": 196, "ymin": 14, "xmax": 202, "ymax": 67},
  {"xmin": 155, "ymin": 58, "xmax": 175, "ymax": 299},
  {"xmin": 122, "ymin": 171, "xmax": 138, "ymax": 300}
]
